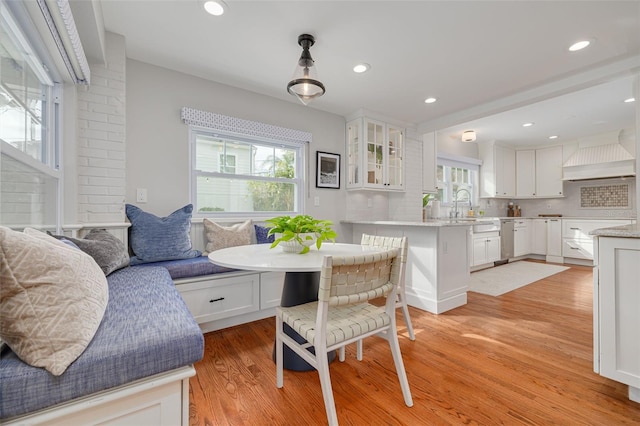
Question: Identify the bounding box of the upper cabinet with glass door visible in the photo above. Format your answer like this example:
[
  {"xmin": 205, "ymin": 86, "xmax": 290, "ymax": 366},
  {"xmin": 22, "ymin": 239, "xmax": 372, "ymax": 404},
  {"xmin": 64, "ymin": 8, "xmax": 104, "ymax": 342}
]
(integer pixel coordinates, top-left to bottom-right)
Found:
[{"xmin": 346, "ymin": 117, "xmax": 404, "ymax": 191}]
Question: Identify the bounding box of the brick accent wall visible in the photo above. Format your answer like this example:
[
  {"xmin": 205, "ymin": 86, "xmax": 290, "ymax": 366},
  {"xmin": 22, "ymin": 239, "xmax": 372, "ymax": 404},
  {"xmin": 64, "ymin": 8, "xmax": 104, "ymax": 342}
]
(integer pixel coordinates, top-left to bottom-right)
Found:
[{"xmin": 76, "ymin": 32, "xmax": 126, "ymax": 223}]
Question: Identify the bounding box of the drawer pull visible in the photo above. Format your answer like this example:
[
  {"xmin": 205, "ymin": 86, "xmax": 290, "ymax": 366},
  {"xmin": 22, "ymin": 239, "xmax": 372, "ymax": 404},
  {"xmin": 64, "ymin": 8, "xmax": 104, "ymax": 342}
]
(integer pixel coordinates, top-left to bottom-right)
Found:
[
  {"xmin": 210, "ymin": 297, "xmax": 225, "ymax": 303},
  {"xmin": 570, "ymin": 227, "xmax": 581, "ymax": 230},
  {"xmin": 571, "ymin": 247, "xmax": 580, "ymax": 250}
]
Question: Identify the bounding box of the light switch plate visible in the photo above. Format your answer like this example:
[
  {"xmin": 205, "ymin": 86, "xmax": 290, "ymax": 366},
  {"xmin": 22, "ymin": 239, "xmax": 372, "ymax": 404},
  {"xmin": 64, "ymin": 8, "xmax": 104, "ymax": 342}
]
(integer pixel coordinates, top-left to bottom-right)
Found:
[{"xmin": 136, "ymin": 188, "xmax": 147, "ymax": 203}]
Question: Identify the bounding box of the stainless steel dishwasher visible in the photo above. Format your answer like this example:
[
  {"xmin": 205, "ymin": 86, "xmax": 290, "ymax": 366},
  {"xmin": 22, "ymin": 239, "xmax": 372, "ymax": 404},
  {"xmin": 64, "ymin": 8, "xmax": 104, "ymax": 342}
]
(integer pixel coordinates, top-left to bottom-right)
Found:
[{"xmin": 498, "ymin": 219, "xmax": 514, "ymax": 265}]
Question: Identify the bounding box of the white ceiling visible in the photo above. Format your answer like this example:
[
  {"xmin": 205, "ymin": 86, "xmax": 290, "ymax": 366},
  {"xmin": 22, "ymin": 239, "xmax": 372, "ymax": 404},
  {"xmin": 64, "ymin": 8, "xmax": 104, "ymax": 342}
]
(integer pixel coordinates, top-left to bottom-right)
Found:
[{"xmin": 92, "ymin": 1, "xmax": 640, "ymax": 147}]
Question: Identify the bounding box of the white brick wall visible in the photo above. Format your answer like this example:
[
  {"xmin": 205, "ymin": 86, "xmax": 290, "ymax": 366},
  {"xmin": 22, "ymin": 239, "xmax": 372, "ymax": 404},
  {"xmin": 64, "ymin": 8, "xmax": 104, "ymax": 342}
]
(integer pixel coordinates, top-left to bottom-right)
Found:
[{"xmin": 76, "ymin": 32, "xmax": 126, "ymax": 223}]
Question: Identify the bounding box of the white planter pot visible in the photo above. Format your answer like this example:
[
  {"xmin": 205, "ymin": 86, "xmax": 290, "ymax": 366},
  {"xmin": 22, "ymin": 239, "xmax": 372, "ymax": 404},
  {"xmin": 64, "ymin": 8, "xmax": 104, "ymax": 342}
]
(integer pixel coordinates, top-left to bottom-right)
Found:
[{"xmin": 276, "ymin": 233, "xmax": 317, "ymax": 253}]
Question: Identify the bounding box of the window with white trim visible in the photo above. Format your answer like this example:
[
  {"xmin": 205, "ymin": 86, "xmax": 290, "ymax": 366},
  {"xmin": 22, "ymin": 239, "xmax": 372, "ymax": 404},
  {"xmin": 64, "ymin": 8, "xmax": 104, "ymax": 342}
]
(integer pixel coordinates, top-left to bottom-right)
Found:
[
  {"xmin": 191, "ymin": 128, "xmax": 305, "ymax": 216},
  {"xmin": 436, "ymin": 157, "xmax": 479, "ymax": 208},
  {"xmin": 0, "ymin": 2, "xmax": 61, "ymax": 230}
]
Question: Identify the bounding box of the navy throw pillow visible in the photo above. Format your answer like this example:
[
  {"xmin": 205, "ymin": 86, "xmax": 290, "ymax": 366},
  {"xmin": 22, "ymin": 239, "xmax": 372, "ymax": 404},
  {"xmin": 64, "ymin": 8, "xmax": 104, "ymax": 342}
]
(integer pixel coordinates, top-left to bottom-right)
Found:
[
  {"xmin": 126, "ymin": 204, "xmax": 201, "ymax": 265},
  {"xmin": 254, "ymin": 224, "xmax": 275, "ymax": 244}
]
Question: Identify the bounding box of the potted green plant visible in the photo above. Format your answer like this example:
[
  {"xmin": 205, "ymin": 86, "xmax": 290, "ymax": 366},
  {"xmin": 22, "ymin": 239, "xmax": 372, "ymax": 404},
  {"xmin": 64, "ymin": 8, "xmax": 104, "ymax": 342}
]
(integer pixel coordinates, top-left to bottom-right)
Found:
[{"xmin": 265, "ymin": 214, "xmax": 338, "ymax": 254}]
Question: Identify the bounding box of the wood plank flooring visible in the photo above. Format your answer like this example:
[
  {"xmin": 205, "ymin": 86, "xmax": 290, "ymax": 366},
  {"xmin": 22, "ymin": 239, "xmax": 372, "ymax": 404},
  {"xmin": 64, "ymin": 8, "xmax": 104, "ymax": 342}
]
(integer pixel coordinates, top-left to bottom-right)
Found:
[{"xmin": 189, "ymin": 262, "xmax": 640, "ymax": 425}]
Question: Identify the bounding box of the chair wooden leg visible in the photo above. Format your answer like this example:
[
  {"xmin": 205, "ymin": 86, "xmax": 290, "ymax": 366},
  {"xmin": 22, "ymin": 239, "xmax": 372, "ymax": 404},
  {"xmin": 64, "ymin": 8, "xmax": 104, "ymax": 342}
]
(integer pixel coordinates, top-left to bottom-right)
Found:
[
  {"xmin": 276, "ymin": 315, "xmax": 284, "ymax": 388},
  {"xmin": 388, "ymin": 330, "xmax": 413, "ymax": 407},
  {"xmin": 316, "ymin": 347, "xmax": 338, "ymax": 426},
  {"xmin": 356, "ymin": 339, "xmax": 363, "ymax": 361}
]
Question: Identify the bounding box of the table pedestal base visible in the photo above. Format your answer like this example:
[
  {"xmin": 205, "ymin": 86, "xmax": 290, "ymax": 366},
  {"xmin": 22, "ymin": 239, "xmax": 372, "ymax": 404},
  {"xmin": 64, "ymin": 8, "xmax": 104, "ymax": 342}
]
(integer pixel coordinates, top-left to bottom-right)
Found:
[{"xmin": 273, "ymin": 271, "xmax": 336, "ymax": 371}]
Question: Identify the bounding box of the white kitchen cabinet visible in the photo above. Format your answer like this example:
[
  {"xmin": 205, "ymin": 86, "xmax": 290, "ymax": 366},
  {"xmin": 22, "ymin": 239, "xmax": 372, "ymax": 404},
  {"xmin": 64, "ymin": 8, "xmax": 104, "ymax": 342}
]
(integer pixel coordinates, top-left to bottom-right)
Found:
[
  {"xmin": 563, "ymin": 219, "xmax": 633, "ymax": 260},
  {"xmin": 516, "ymin": 149, "xmax": 536, "ymax": 197},
  {"xmin": 479, "ymin": 141, "xmax": 515, "ymax": 198},
  {"xmin": 422, "ymin": 131, "xmax": 437, "ymax": 193},
  {"xmin": 593, "ymin": 235, "xmax": 640, "ymax": 403},
  {"xmin": 513, "ymin": 219, "xmax": 531, "ymax": 257},
  {"xmin": 531, "ymin": 218, "xmax": 547, "ymax": 255},
  {"xmin": 535, "ymin": 145, "xmax": 564, "ymax": 197},
  {"xmin": 515, "ymin": 146, "xmax": 563, "ymax": 198},
  {"xmin": 546, "ymin": 218, "xmax": 563, "ymax": 261},
  {"xmin": 346, "ymin": 117, "xmax": 404, "ymax": 191},
  {"xmin": 471, "ymin": 231, "xmax": 501, "ymax": 266}
]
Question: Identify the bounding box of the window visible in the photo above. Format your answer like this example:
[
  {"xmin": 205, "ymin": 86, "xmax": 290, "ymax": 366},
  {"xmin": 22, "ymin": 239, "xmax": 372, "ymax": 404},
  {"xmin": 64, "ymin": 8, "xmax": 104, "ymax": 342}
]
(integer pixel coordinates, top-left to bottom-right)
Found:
[
  {"xmin": 0, "ymin": 2, "xmax": 61, "ymax": 230},
  {"xmin": 436, "ymin": 156, "xmax": 479, "ymax": 207},
  {"xmin": 218, "ymin": 153, "xmax": 236, "ymax": 174},
  {"xmin": 191, "ymin": 129, "xmax": 305, "ymax": 217}
]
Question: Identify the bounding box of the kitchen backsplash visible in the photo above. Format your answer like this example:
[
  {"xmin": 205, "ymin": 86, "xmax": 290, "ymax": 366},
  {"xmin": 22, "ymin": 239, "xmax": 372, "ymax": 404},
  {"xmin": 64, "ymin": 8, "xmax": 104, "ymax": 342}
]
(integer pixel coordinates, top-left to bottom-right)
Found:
[{"xmin": 580, "ymin": 184, "xmax": 628, "ymax": 208}]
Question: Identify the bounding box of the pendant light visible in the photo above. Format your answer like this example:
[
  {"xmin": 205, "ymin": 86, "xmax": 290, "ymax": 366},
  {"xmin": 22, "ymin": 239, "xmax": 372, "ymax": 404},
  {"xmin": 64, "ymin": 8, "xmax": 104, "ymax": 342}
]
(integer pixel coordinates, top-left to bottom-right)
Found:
[{"xmin": 287, "ymin": 34, "xmax": 325, "ymax": 105}]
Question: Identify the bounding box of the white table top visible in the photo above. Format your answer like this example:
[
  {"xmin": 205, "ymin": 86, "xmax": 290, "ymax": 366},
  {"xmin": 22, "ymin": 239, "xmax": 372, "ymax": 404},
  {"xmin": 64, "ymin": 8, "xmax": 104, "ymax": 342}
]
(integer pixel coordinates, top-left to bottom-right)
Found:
[{"xmin": 208, "ymin": 243, "xmax": 387, "ymax": 272}]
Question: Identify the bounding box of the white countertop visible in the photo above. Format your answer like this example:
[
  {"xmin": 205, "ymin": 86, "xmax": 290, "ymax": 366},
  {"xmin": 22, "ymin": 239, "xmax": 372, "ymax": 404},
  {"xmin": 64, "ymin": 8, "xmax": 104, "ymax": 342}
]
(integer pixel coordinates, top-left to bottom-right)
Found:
[
  {"xmin": 342, "ymin": 217, "xmax": 636, "ymax": 228},
  {"xmin": 591, "ymin": 223, "xmax": 640, "ymax": 238}
]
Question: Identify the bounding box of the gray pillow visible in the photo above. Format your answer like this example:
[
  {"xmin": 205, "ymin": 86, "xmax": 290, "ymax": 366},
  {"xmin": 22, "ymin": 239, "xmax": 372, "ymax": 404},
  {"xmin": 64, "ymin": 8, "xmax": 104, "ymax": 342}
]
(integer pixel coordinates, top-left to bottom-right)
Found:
[
  {"xmin": 51, "ymin": 229, "xmax": 129, "ymax": 276},
  {"xmin": 126, "ymin": 203, "xmax": 201, "ymax": 265}
]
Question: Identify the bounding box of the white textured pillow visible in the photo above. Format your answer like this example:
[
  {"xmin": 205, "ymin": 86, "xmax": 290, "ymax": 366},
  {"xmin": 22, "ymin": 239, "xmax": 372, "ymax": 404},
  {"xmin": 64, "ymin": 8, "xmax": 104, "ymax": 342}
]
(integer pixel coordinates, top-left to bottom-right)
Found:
[
  {"xmin": 0, "ymin": 227, "xmax": 108, "ymax": 376},
  {"xmin": 203, "ymin": 219, "xmax": 253, "ymax": 254}
]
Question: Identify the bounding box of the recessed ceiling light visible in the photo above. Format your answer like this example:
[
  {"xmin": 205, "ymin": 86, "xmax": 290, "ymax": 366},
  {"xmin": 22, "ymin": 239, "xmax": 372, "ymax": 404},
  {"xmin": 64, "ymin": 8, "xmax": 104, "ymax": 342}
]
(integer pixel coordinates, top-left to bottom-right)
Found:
[
  {"xmin": 203, "ymin": 0, "xmax": 227, "ymax": 16},
  {"xmin": 568, "ymin": 40, "xmax": 591, "ymax": 52},
  {"xmin": 624, "ymin": 97, "xmax": 636, "ymax": 103},
  {"xmin": 522, "ymin": 122, "xmax": 534, "ymax": 127},
  {"xmin": 549, "ymin": 135, "xmax": 558, "ymax": 139},
  {"xmin": 353, "ymin": 63, "xmax": 370, "ymax": 73},
  {"xmin": 424, "ymin": 97, "xmax": 437, "ymax": 104}
]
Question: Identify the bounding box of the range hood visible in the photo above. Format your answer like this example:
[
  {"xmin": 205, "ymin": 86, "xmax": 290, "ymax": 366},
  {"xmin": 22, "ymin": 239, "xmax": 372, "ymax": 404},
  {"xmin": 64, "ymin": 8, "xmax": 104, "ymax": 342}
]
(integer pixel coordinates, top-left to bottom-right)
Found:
[{"xmin": 562, "ymin": 132, "xmax": 636, "ymax": 181}]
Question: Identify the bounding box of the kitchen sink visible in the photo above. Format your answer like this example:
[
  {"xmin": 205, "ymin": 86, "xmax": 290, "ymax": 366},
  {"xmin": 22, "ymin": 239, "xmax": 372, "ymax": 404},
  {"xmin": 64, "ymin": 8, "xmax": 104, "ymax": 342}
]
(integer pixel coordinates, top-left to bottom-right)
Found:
[{"xmin": 472, "ymin": 218, "xmax": 501, "ymax": 233}]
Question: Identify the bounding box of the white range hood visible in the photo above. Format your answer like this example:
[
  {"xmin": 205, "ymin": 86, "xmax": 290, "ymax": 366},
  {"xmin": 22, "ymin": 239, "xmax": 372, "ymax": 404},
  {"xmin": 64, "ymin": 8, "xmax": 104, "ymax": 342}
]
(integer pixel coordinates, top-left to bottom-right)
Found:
[{"xmin": 562, "ymin": 132, "xmax": 636, "ymax": 181}]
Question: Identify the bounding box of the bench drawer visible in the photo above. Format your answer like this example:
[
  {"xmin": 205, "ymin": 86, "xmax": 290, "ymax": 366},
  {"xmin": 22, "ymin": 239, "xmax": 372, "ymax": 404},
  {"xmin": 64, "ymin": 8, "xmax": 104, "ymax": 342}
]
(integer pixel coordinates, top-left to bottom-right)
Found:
[{"xmin": 177, "ymin": 274, "xmax": 259, "ymax": 324}]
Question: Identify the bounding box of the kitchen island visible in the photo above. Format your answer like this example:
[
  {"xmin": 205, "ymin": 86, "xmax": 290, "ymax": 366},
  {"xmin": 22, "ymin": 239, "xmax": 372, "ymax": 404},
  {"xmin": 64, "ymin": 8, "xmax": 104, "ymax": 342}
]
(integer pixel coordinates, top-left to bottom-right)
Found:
[
  {"xmin": 341, "ymin": 219, "xmax": 476, "ymax": 314},
  {"xmin": 591, "ymin": 223, "xmax": 640, "ymax": 403}
]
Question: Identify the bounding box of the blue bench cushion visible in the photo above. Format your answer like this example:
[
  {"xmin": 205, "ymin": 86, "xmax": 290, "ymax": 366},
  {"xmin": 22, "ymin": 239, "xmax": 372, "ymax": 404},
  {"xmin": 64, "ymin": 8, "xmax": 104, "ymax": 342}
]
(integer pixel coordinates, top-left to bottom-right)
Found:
[
  {"xmin": 132, "ymin": 255, "xmax": 236, "ymax": 280},
  {"xmin": 0, "ymin": 267, "xmax": 204, "ymax": 420}
]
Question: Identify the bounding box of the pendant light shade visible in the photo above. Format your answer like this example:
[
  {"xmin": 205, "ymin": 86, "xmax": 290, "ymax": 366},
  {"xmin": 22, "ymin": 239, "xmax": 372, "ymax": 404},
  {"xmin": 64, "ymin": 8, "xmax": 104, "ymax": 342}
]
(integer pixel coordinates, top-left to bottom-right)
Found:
[{"xmin": 287, "ymin": 34, "xmax": 325, "ymax": 105}]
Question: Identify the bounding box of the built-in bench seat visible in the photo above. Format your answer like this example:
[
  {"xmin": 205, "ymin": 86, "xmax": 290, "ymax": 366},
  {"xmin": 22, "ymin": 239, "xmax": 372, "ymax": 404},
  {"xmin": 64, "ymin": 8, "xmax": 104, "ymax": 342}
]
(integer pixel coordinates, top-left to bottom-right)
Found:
[
  {"xmin": 132, "ymin": 255, "xmax": 236, "ymax": 279},
  {"xmin": 72, "ymin": 220, "xmax": 285, "ymax": 334},
  {"xmin": 1, "ymin": 266, "xmax": 204, "ymax": 425}
]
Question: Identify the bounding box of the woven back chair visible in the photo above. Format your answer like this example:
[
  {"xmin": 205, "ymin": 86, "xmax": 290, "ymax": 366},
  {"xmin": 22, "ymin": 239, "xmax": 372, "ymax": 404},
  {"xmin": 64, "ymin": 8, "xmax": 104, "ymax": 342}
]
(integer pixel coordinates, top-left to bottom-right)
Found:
[
  {"xmin": 341, "ymin": 234, "xmax": 414, "ymax": 362},
  {"xmin": 275, "ymin": 249, "xmax": 413, "ymax": 425},
  {"xmin": 361, "ymin": 235, "xmax": 414, "ymax": 333}
]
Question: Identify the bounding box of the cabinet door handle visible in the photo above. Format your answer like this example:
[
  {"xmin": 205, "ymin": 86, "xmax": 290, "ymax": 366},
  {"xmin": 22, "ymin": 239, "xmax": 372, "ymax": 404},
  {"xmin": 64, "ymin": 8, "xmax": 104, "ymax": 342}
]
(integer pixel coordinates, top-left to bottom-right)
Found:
[
  {"xmin": 570, "ymin": 227, "xmax": 581, "ymax": 230},
  {"xmin": 209, "ymin": 297, "xmax": 225, "ymax": 303}
]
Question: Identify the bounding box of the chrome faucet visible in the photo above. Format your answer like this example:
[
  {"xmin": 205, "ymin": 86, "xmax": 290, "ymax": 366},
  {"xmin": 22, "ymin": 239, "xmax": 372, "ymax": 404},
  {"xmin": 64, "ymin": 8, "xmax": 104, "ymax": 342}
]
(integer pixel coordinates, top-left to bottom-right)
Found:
[{"xmin": 453, "ymin": 188, "xmax": 472, "ymax": 218}]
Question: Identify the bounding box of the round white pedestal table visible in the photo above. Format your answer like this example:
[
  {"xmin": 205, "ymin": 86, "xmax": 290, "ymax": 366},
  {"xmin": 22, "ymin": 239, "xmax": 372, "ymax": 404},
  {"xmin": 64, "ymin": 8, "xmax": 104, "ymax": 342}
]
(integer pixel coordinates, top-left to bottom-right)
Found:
[{"xmin": 208, "ymin": 243, "xmax": 387, "ymax": 371}]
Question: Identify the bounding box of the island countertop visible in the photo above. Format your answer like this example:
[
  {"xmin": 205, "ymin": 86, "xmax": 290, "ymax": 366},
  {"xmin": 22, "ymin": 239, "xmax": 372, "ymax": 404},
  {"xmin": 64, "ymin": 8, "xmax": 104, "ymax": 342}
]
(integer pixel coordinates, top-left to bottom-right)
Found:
[
  {"xmin": 590, "ymin": 223, "xmax": 640, "ymax": 238},
  {"xmin": 341, "ymin": 219, "xmax": 481, "ymax": 227}
]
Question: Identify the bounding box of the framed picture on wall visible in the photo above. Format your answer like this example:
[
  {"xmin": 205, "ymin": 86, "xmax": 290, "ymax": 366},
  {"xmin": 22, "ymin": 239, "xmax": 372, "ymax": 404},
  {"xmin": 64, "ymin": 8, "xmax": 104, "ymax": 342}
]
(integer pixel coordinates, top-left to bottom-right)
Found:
[{"xmin": 316, "ymin": 151, "xmax": 340, "ymax": 189}]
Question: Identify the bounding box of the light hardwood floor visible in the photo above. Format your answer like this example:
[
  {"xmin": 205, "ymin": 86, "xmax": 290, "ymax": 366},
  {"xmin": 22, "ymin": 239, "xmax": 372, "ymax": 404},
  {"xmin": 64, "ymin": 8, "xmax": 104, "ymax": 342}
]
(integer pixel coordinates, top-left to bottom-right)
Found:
[{"xmin": 189, "ymin": 262, "xmax": 640, "ymax": 425}]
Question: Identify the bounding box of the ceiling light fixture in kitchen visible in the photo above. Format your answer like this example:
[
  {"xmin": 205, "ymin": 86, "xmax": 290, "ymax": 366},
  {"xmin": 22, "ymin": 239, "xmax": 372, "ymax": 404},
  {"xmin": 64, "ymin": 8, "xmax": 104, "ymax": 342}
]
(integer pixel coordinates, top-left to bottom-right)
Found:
[
  {"xmin": 522, "ymin": 122, "xmax": 534, "ymax": 127},
  {"xmin": 569, "ymin": 40, "xmax": 591, "ymax": 51},
  {"xmin": 462, "ymin": 130, "xmax": 476, "ymax": 142},
  {"xmin": 624, "ymin": 97, "xmax": 636, "ymax": 103},
  {"xmin": 203, "ymin": 0, "xmax": 227, "ymax": 16},
  {"xmin": 424, "ymin": 97, "xmax": 437, "ymax": 104},
  {"xmin": 353, "ymin": 63, "xmax": 370, "ymax": 73},
  {"xmin": 549, "ymin": 135, "xmax": 558, "ymax": 139},
  {"xmin": 287, "ymin": 34, "xmax": 325, "ymax": 105}
]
